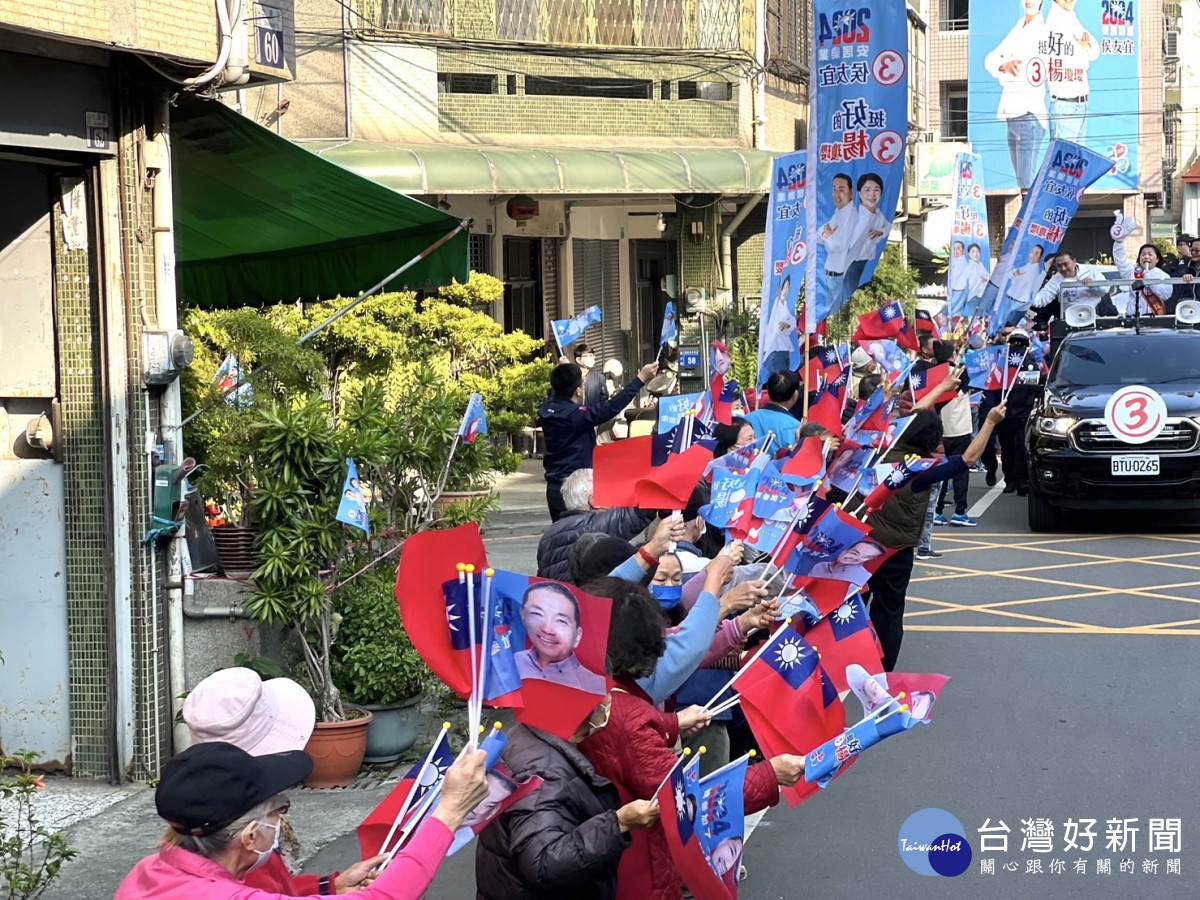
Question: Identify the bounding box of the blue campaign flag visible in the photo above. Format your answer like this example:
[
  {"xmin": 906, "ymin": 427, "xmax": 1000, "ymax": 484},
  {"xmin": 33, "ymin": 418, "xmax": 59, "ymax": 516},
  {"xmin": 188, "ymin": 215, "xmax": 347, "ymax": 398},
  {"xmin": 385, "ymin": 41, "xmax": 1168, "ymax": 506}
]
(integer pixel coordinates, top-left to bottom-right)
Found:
[
  {"xmin": 965, "ymin": 346, "xmax": 1004, "ymax": 390},
  {"xmin": 968, "ymin": 0, "xmax": 1138, "ymax": 194},
  {"xmin": 551, "ymin": 305, "xmax": 602, "ymax": 350},
  {"xmin": 805, "ymin": 0, "xmax": 909, "ymax": 331},
  {"xmin": 696, "ymin": 756, "xmax": 748, "ymax": 882},
  {"xmin": 660, "ymin": 301, "xmax": 678, "ymax": 346},
  {"xmin": 336, "ymin": 458, "xmax": 370, "ymax": 536},
  {"xmin": 705, "ymin": 434, "xmax": 772, "ymax": 477},
  {"xmin": 658, "ymin": 392, "xmax": 704, "ymax": 432},
  {"xmin": 458, "ymin": 393, "xmax": 488, "ymax": 444},
  {"xmin": 859, "ymin": 339, "xmax": 911, "ymax": 385},
  {"xmin": 752, "ymin": 463, "xmax": 795, "ymax": 522},
  {"xmin": 744, "ymin": 515, "xmax": 790, "ymax": 555},
  {"xmin": 758, "ymin": 151, "xmax": 807, "ymax": 386},
  {"xmin": 700, "ymin": 467, "xmax": 761, "ymax": 529},
  {"xmin": 978, "ymin": 140, "xmax": 1113, "ymax": 331},
  {"xmin": 948, "ymin": 153, "xmax": 992, "ymax": 320}
]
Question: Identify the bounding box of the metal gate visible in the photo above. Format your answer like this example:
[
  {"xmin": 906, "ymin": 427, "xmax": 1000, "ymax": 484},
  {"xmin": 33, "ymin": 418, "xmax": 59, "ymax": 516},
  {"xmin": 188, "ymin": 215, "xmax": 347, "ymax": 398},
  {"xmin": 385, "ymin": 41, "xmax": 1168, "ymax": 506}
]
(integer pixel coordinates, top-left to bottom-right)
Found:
[{"xmin": 572, "ymin": 238, "xmax": 629, "ymax": 375}]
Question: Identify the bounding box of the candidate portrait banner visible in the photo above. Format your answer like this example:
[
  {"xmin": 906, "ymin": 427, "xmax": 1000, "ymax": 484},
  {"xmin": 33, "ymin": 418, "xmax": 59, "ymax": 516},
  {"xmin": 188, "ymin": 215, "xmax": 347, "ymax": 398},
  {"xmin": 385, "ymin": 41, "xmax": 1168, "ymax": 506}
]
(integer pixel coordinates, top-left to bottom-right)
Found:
[
  {"xmin": 757, "ymin": 151, "xmax": 806, "ymax": 386},
  {"xmin": 979, "ymin": 139, "xmax": 1113, "ymax": 331},
  {"xmin": 804, "ymin": 0, "xmax": 909, "ymax": 334},
  {"xmin": 968, "ymin": 0, "xmax": 1139, "ymax": 194},
  {"xmin": 947, "ymin": 153, "xmax": 992, "ymax": 319}
]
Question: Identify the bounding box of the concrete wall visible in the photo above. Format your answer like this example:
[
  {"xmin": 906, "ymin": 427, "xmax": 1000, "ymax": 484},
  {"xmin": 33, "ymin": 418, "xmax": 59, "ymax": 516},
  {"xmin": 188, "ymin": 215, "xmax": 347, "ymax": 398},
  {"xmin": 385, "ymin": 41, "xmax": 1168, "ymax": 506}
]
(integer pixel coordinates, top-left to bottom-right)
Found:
[{"xmin": 0, "ymin": 0, "xmax": 219, "ymax": 64}]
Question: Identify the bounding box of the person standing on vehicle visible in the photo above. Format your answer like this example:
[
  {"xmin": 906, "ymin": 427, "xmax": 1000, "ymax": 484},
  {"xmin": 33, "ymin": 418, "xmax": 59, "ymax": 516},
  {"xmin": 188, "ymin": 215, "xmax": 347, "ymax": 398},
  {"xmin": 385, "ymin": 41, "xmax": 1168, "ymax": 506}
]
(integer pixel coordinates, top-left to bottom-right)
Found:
[
  {"xmin": 994, "ymin": 329, "xmax": 1040, "ymax": 496},
  {"xmin": 1030, "ymin": 251, "xmax": 1115, "ymax": 318},
  {"xmin": 540, "ymin": 361, "xmax": 658, "ymax": 521},
  {"xmin": 1169, "ymin": 237, "xmax": 1200, "ymax": 307}
]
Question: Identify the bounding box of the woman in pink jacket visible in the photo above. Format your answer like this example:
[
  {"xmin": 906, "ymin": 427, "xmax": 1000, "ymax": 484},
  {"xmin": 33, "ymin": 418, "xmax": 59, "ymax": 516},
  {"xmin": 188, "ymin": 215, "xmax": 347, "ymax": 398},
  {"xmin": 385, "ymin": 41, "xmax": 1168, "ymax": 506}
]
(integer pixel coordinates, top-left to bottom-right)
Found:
[{"xmin": 115, "ymin": 741, "xmax": 489, "ymax": 900}]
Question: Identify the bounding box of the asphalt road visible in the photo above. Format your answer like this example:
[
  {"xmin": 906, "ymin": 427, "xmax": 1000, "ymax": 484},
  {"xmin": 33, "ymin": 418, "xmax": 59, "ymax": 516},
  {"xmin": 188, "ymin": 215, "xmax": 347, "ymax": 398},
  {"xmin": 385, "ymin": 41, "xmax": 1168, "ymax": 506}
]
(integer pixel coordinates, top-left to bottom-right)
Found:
[{"xmin": 308, "ymin": 472, "xmax": 1200, "ymax": 898}]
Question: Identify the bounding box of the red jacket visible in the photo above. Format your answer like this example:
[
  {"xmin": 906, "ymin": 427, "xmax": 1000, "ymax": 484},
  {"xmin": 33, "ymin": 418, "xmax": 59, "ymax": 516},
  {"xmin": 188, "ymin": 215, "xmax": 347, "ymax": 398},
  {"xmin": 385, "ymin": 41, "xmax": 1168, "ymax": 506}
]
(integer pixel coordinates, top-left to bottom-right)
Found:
[
  {"xmin": 241, "ymin": 852, "xmax": 328, "ymax": 894},
  {"xmin": 580, "ymin": 681, "xmax": 780, "ymax": 900}
]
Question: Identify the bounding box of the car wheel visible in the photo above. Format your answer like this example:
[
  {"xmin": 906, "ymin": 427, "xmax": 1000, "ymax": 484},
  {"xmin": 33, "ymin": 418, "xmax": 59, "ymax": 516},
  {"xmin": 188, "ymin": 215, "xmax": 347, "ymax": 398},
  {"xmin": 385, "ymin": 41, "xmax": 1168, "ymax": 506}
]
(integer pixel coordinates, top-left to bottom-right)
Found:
[{"xmin": 1027, "ymin": 486, "xmax": 1060, "ymax": 533}]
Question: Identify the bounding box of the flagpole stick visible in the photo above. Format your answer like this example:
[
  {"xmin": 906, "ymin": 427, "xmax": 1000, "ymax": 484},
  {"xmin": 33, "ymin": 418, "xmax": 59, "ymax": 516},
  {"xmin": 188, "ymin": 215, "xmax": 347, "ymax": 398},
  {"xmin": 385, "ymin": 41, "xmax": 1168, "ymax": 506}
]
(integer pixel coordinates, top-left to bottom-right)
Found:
[
  {"xmin": 376, "ymin": 722, "xmax": 453, "ymax": 857},
  {"xmin": 1000, "ymin": 348, "xmax": 1028, "ymax": 404},
  {"xmin": 427, "ymin": 433, "xmax": 463, "ymax": 518},
  {"xmin": 700, "ymin": 620, "xmax": 794, "ymax": 710},
  {"xmin": 474, "ymin": 568, "xmax": 495, "ymax": 745},
  {"xmin": 844, "ymin": 692, "xmax": 907, "ymax": 733},
  {"xmin": 464, "ymin": 565, "xmax": 479, "ymax": 748},
  {"xmin": 801, "ymin": 332, "xmax": 811, "ymax": 418},
  {"xmin": 708, "ymin": 695, "xmax": 741, "ymax": 717},
  {"xmin": 872, "ymin": 702, "xmax": 911, "ymax": 727}
]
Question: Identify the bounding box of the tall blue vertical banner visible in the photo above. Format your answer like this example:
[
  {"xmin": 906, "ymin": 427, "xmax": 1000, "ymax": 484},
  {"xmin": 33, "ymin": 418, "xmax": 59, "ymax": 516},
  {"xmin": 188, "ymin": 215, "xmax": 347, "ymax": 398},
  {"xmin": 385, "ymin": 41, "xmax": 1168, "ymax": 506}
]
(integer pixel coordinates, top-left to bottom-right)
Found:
[
  {"xmin": 804, "ymin": 1, "xmax": 909, "ymax": 334},
  {"xmin": 757, "ymin": 153, "xmax": 806, "ymax": 386},
  {"xmin": 980, "ymin": 140, "xmax": 1113, "ymax": 330},
  {"xmin": 947, "ymin": 153, "xmax": 992, "ymax": 320},
  {"xmin": 968, "ymin": 0, "xmax": 1139, "ymax": 193}
]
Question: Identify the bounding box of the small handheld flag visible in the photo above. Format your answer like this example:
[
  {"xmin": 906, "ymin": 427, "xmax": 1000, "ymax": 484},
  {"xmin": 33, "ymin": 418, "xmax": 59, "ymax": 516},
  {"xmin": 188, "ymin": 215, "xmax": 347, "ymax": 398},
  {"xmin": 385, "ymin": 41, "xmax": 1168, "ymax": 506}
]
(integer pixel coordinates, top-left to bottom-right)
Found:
[
  {"xmin": 336, "ymin": 458, "xmax": 370, "ymax": 536},
  {"xmin": 551, "ymin": 305, "xmax": 603, "ymax": 351},
  {"xmin": 661, "ymin": 301, "xmax": 678, "ymax": 346},
  {"xmin": 458, "ymin": 393, "xmax": 488, "ymax": 444}
]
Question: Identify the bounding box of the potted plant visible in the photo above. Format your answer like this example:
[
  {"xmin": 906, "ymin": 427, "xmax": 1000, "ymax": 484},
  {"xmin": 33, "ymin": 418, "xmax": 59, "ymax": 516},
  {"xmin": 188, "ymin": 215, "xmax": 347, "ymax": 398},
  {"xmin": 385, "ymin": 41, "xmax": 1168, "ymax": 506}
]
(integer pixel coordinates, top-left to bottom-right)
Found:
[
  {"xmin": 244, "ymin": 395, "xmax": 374, "ymax": 788},
  {"xmin": 181, "ymin": 307, "xmax": 326, "ymax": 573},
  {"xmin": 333, "ymin": 566, "xmax": 428, "ymax": 764}
]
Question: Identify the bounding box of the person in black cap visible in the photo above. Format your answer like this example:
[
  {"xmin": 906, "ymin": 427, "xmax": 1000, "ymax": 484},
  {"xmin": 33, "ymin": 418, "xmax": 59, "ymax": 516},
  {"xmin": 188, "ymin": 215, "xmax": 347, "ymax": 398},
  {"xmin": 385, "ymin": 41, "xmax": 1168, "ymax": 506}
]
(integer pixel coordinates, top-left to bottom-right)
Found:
[{"xmin": 115, "ymin": 741, "xmax": 490, "ymax": 899}]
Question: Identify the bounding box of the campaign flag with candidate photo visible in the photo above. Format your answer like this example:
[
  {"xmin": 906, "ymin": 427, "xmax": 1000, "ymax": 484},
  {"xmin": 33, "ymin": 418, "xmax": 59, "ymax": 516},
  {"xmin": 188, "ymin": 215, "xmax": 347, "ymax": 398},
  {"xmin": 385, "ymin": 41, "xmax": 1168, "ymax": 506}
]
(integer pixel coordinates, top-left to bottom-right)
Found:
[
  {"xmin": 859, "ymin": 338, "xmax": 909, "ymax": 385},
  {"xmin": 336, "ymin": 458, "xmax": 370, "ymax": 536},
  {"xmin": 978, "ymin": 141, "xmax": 1113, "ymax": 331},
  {"xmin": 458, "ymin": 393, "xmax": 488, "ymax": 444},
  {"xmin": 845, "ymin": 389, "xmax": 890, "ymax": 442},
  {"xmin": 784, "ymin": 506, "xmax": 873, "ymax": 578},
  {"xmin": 661, "ymin": 301, "xmax": 678, "ymax": 346},
  {"xmin": 805, "ymin": 0, "xmax": 909, "ymax": 331},
  {"xmin": 705, "ymin": 435, "xmax": 773, "ymax": 477},
  {"xmin": 947, "ymin": 153, "xmax": 992, "ymax": 319},
  {"xmin": 551, "ymin": 305, "xmax": 602, "ymax": 350},
  {"xmin": 758, "ymin": 152, "xmax": 807, "ymax": 386},
  {"xmin": 659, "ymin": 754, "xmax": 734, "ymax": 900},
  {"xmin": 751, "ymin": 464, "xmax": 794, "ymax": 522},
  {"xmin": 735, "ymin": 625, "xmax": 845, "ymax": 808},
  {"xmin": 444, "ymin": 763, "xmax": 543, "ymax": 856},
  {"xmin": 847, "ymin": 665, "xmax": 949, "ymax": 724},
  {"xmin": 804, "ymin": 594, "xmax": 883, "ymax": 693},
  {"xmin": 695, "ymin": 757, "xmax": 749, "ymax": 895},
  {"xmin": 968, "ymin": 0, "xmax": 1138, "ymax": 193}
]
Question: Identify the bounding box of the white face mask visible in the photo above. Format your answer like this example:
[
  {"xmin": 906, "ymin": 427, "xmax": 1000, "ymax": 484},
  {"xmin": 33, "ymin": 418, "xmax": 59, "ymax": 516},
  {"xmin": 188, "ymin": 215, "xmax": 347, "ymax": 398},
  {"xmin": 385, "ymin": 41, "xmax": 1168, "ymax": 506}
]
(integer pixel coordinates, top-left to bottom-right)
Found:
[{"xmin": 243, "ymin": 818, "xmax": 281, "ymax": 875}]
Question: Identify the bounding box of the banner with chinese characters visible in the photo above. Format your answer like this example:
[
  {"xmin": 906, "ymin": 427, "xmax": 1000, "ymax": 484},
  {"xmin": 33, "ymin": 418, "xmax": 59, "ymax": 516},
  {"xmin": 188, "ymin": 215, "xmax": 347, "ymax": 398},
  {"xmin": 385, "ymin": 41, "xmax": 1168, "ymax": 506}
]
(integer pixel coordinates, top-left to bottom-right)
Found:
[
  {"xmin": 757, "ymin": 151, "xmax": 806, "ymax": 385},
  {"xmin": 968, "ymin": 0, "xmax": 1139, "ymax": 193},
  {"xmin": 978, "ymin": 140, "xmax": 1113, "ymax": 330},
  {"xmin": 948, "ymin": 153, "xmax": 992, "ymax": 319},
  {"xmin": 804, "ymin": 0, "xmax": 910, "ymax": 333}
]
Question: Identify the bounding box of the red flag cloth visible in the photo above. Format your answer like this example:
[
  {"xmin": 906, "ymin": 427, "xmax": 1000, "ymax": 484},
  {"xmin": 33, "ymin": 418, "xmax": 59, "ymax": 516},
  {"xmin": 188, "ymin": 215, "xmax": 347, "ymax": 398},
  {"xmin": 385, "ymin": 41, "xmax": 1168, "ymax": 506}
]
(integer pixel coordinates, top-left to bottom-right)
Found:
[
  {"xmin": 593, "ymin": 436, "xmax": 653, "ymax": 507},
  {"xmin": 885, "ymin": 673, "xmax": 950, "ymax": 722},
  {"xmin": 736, "ymin": 625, "xmax": 846, "ymax": 808},
  {"xmin": 908, "ymin": 363, "xmax": 950, "ymax": 403},
  {"xmin": 803, "ymin": 595, "xmax": 884, "ymax": 693},
  {"xmin": 725, "ymin": 497, "xmax": 764, "ymax": 542},
  {"xmin": 779, "ymin": 436, "xmax": 828, "ymax": 483},
  {"xmin": 657, "ymin": 757, "xmax": 733, "ymax": 900},
  {"xmin": 637, "ymin": 443, "xmax": 712, "ymax": 508},
  {"xmin": 396, "ymin": 524, "xmax": 493, "ymax": 699},
  {"xmin": 914, "ymin": 308, "xmax": 942, "ymax": 339},
  {"xmin": 853, "ymin": 301, "xmax": 919, "ymax": 352}
]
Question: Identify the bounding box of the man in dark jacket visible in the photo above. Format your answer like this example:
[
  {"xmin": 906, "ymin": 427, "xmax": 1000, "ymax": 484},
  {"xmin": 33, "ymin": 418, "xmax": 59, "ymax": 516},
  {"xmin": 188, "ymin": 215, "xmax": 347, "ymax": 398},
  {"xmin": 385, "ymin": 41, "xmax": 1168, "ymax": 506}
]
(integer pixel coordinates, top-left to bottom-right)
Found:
[
  {"xmin": 992, "ymin": 329, "xmax": 1041, "ymax": 496},
  {"xmin": 575, "ymin": 343, "xmax": 610, "ymax": 411},
  {"xmin": 1167, "ymin": 235, "xmax": 1197, "ymax": 309},
  {"xmin": 475, "ymin": 718, "xmax": 659, "ymax": 900},
  {"xmin": 537, "ymin": 468, "xmax": 656, "ymax": 583},
  {"xmin": 540, "ymin": 359, "xmax": 656, "ymax": 521}
]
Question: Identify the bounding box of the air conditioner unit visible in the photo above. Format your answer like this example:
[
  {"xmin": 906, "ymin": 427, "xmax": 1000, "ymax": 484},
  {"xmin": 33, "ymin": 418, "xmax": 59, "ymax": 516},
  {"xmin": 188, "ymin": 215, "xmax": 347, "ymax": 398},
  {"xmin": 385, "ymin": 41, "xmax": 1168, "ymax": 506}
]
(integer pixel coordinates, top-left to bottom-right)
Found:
[{"xmin": 1166, "ymin": 29, "xmax": 1180, "ymax": 59}]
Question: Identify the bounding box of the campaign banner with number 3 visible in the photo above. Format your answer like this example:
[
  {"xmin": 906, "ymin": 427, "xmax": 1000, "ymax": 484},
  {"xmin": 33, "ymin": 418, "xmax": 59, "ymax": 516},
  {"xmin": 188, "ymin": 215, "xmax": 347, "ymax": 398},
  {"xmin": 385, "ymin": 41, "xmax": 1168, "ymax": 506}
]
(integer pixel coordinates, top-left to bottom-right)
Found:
[{"xmin": 804, "ymin": 1, "xmax": 909, "ymax": 333}]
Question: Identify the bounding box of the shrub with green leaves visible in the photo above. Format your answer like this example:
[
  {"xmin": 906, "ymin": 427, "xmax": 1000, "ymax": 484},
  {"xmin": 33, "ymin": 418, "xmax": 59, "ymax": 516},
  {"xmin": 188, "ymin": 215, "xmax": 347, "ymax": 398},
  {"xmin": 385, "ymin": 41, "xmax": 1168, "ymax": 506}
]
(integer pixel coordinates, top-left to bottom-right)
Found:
[{"xmin": 1, "ymin": 751, "xmax": 77, "ymax": 900}]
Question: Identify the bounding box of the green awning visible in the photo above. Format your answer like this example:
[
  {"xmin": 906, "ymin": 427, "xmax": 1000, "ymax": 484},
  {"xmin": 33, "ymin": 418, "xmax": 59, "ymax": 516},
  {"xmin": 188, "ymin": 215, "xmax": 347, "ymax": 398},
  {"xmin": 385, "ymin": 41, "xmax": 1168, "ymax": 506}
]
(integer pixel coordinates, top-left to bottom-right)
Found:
[
  {"xmin": 171, "ymin": 100, "xmax": 467, "ymax": 307},
  {"xmin": 306, "ymin": 142, "xmax": 775, "ymax": 196}
]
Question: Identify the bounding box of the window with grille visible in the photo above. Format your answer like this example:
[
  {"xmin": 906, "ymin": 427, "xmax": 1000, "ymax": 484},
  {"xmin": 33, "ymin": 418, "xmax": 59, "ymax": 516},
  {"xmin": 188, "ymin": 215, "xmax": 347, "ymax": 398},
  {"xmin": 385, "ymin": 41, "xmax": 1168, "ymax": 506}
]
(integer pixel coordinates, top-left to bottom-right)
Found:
[
  {"xmin": 939, "ymin": 0, "xmax": 968, "ymax": 31},
  {"xmin": 766, "ymin": 0, "xmax": 811, "ymax": 76},
  {"xmin": 525, "ymin": 76, "xmax": 653, "ymax": 99},
  {"xmin": 469, "ymin": 234, "xmax": 492, "ymax": 274},
  {"xmin": 438, "ymin": 73, "xmax": 499, "ymax": 94},
  {"xmin": 373, "ymin": 0, "xmax": 450, "ymax": 34},
  {"xmin": 941, "ymin": 81, "xmax": 968, "ymax": 141}
]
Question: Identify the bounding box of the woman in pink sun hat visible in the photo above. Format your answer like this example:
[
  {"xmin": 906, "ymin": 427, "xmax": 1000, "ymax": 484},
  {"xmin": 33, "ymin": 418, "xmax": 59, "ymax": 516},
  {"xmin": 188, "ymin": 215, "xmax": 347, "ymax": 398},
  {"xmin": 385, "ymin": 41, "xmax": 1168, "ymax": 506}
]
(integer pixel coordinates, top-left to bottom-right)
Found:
[{"xmin": 183, "ymin": 667, "xmax": 385, "ymax": 894}]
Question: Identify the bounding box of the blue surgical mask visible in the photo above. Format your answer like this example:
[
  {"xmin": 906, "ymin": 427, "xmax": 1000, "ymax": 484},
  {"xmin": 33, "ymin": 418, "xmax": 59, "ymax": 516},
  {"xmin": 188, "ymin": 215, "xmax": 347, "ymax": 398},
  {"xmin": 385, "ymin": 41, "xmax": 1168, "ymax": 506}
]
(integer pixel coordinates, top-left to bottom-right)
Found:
[{"xmin": 650, "ymin": 584, "xmax": 683, "ymax": 610}]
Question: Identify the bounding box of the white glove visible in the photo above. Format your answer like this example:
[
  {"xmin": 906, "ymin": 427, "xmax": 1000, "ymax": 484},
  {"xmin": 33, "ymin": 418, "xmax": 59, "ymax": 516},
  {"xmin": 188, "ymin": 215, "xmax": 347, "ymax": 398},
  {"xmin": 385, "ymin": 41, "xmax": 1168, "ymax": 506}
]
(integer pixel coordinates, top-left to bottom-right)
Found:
[{"xmin": 1110, "ymin": 212, "xmax": 1141, "ymax": 241}]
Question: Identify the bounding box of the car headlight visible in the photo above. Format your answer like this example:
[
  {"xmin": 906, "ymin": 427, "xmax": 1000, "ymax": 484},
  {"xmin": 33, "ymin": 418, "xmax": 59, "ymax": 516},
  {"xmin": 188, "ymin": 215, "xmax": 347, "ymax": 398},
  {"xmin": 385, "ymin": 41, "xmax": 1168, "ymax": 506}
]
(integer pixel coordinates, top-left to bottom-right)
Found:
[{"xmin": 1035, "ymin": 415, "xmax": 1076, "ymax": 437}]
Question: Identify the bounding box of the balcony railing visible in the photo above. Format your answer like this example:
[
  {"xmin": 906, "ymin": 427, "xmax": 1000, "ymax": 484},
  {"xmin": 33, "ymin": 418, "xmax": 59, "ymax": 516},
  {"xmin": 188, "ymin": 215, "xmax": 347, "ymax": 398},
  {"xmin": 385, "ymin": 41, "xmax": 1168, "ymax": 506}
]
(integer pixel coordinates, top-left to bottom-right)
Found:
[{"xmin": 355, "ymin": 0, "xmax": 745, "ymax": 50}]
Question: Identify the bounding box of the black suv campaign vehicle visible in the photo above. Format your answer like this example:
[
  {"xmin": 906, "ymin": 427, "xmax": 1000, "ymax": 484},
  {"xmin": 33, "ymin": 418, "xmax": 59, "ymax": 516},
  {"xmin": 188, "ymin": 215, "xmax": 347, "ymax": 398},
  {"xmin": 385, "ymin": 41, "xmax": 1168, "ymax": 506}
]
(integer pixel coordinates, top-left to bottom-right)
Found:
[{"xmin": 1025, "ymin": 321, "xmax": 1200, "ymax": 531}]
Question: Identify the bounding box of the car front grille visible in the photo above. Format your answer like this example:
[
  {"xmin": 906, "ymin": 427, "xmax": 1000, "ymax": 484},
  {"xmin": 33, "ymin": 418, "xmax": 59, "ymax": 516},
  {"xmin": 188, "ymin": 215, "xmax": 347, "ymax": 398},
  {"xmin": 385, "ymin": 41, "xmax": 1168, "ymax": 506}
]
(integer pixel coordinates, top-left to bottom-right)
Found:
[{"xmin": 1069, "ymin": 418, "xmax": 1200, "ymax": 454}]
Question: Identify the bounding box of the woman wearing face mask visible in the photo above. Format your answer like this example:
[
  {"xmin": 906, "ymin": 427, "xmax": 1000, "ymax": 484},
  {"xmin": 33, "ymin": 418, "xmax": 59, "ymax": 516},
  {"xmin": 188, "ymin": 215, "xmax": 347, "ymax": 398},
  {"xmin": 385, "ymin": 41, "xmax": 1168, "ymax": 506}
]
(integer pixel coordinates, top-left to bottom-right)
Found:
[
  {"xmin": 115, "ymin": 741, "xmax": 490, "ymax": 899},
  {"xmin": 475, "ymin": 696, "xmax": 660, "ymax": 900},
  {"xmin": 181, "ymin": 666, "xmax": 388, "ymax": 894}
]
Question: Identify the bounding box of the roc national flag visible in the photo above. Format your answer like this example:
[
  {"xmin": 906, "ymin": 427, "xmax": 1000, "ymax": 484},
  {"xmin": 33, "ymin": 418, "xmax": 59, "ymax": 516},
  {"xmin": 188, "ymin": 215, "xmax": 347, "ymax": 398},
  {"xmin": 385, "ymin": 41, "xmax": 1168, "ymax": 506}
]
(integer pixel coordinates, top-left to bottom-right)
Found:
[
  {"xmin": 357, "ymin": 729, "xmax": 455, "ymax": 856},
  {"xmin": 908, "ymin": 363, "xmax": 951, "ymax": 403},
  {"xmin": 803, "ymin": 594, "xmax": 883, "ymax": 693}
]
